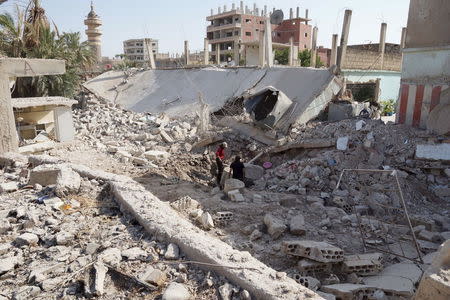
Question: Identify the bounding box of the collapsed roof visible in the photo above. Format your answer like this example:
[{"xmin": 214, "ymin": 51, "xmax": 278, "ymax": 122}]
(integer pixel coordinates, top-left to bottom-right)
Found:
[{"xmin": 84, "ymin": 67, "xmax": 343, "ymax": 130}]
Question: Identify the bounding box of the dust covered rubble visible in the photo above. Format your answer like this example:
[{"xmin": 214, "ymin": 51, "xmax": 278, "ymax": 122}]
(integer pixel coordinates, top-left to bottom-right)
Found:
[{"xmin": 0, "ymin": 160, "xmax": 250, "ymax": 300}]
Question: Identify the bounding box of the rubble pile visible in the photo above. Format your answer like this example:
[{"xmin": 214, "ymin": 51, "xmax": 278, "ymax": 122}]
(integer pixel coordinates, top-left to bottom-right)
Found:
[{"xmin": 0, "ymin": 160, "xmax": 246, "ymax": 299}]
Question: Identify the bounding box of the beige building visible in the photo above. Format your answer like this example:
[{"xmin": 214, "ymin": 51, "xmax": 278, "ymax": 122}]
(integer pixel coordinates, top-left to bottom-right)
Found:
[{"xmin": 123, "ymin": 39, "xmax": 163, "ymax": 63}]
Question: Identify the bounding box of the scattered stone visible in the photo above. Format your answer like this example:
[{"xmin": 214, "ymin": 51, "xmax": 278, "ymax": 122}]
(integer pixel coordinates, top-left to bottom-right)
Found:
[
  {"xmin": 55, "ymin": 232, "xmax": 74, "ymax": 245},
  {"xmin": 0, "ymin": 257, "xmax": 16, "ymax": 276},
  {"xmin": 143, "ymin": 150, "xmax": 170, "ymax": 161},
  {"xmin": 121, "ymin": 247, "xmax": 147, "ymax": 260},
  {"xmin": 200, "ymin": 212, "xmax": 214, "ymax": 230},
  {"xmin": 171, "ymin": 196, "xmax": 199, "ymax": 213},
  {"xmin": 141, "ymin": 267, "xmax": 167, "ymax": 286},
  {"xmin": 99, "ymin": 248, "xmax": 122, "ymax": 266},
  {"xmin": 219, "ymin": 283, "xmax": 233, "ymax": 300},
  {"xmin": 15, "ymin": 233, "xmax": 39, "ymax": 246},
  {"xmin": 228, "ymin": 189, "xmax": 245, "ymax": 202},
  {"xmin": 264, "ymin": 214, "xmax": 286, "ymax": 239},
  {"xmin": 336, "ymin": 137, "xmax": 349, "ymax": 151},
  {"xmin": 418, "ymin": 229, "xmax": 443, "ymax": 243},
  {"xmin": 249, "ymin": 229, "xmax": 263, "ymax": 241},
  {"xmin": 0, "ymin": 181, "xmax": 19, "ymax": 193},
  {"xmin": 224, "ymin": 178, "xmax": 245, "ymax": 193},
  {"xmin": 162, "ymin": 282, "xmax": 191, "ymax": 300},
  {"xmin": 85, "ymin": 242, "xmax": 101, "ymax": 255},
  {"xmin": 165, "ymin": 243, "xmax": 180, "ymax": 260},
  {"xmin": 289, "ymin": 215, "xmax": 306, "ymax": 236},
  {"xmin": 0, "ymin": 219, "xmax": 11, "ymax": 234}
]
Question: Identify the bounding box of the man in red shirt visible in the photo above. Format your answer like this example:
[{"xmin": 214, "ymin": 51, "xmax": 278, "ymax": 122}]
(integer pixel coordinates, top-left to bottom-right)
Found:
[{"xmin": 215, "ymin": 142, "xmax": 227, "ymax": 188}]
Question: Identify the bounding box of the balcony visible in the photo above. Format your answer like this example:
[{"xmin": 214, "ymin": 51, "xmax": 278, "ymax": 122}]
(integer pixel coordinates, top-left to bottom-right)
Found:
[
  {"xmin": 207, "ymin": 22, "xmax": 241, "ymax": 32},
  {"xmin": 208, "ymin": 36, "xmax": 236, "ymax": 43}
]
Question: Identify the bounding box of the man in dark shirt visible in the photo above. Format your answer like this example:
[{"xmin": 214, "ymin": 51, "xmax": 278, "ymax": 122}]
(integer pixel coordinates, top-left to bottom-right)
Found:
[{"xmin": 230, "ymin": 156, "xmax": 245, "ymax": 182}]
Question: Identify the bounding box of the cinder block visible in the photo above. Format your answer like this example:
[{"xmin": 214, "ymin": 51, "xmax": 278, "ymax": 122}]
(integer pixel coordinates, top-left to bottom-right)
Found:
[
  {"xmin": 342, "ymin": 253, "xmax": 382, "ymax": 276},
  {"xmin": 214, "ymin": 211, "xmax": 233, "ymax": 225},
  {"xmin": 321, "ymin": 284, "xmax": 377, "ymax": 300},
  {"xmin": 292, "ymin": 274, "xmax": 320, "ymax": 291},
  {"xmin": 332, "ymin": 196, "xmax": 353, "ymax": 214},
  {"xmin": 297, "ymin": 259, "xmax": 332, "ymax": 274},
  {"xmin": 282, "ymin": 240, "xmax": 344, "ymax": 263}
]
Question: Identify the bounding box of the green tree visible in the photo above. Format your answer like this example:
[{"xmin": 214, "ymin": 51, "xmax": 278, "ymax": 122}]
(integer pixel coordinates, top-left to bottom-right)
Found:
[
  {"xmin": 274, "ymin": 48, "xmax": 289, "ymax": 65},
  {"xmin": 0, "ymin": 1, "xmax": 95, "ymax": 98},
  {"xmin": 298, "ymin": 49, "xmax": 324, "ymax": 68}
]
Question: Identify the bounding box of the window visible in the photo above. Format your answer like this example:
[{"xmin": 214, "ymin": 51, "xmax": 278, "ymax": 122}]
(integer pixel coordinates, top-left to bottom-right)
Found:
[
  {"xmin": 292, "ymin": 22, "xmax": 296, "ymax": 25},
  {"xmin": 256, "ymin": 29, "xmax": 259, "ymax": 32},
  {"xmin": 245, "ymin": 32, "xmax": 251, "ymax": 36},
  {"xmin": 277, "ymin": 33, "xmax": 281, "ymax": 37},
  {"xmin": 235, "ymin": 18, "xmax": 239, "ymax": 22},
  {"xmin": 234, "ymin": 31, "xmax": 239, "ymax": 35},
  {"xmin": 259, "ymin": 21, "xmax": 264, "ymax": 24},
  {"xmin": 245, "ymin": 19, "xmax": 251, "ymax": 23},
  {"xmin": 305, "ymin": 33, "xmax": 308, "ymax": 37},
  {"xmin": 152, "ymin": 43, "xmax": 156, "ymax": 46},
  {"xmin": 304, "ymin": 45, "xmax": 307, "ymax": 48}
]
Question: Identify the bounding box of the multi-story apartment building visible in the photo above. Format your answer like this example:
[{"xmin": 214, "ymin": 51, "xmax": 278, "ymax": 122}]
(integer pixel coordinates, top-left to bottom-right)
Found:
[
  {"xmin": 206, "ymin": 3, "xmax": 312, "ymax": 63},
  {"xmin": 123, "ymin": 39, "xmax": 159, "ymax": 63}
]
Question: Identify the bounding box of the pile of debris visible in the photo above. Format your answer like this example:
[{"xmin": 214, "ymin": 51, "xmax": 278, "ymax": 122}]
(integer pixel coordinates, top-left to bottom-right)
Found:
[{"xmin": 0, "ymin": 156, "xmax": 249, "ymax": 300}]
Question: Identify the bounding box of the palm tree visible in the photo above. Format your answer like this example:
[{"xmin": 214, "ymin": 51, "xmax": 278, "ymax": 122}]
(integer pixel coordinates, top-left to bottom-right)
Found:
[
  {"xmin": 0, "ymin": 8, "xmax": 25, "ymax": 57},
  {"xmin": 0, "ymin": 0, "xmax": 95, "ymax": 98}
]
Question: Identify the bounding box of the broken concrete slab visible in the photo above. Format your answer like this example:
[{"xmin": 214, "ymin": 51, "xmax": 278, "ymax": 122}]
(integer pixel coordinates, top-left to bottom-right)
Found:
[
  {"xmin": 419, "ymin": 229, "xmax": 443, "ymax": 243},
  {"xmin": 282, "ymin": 240, "xmax": 344, "ymax": 263},
  {"xmin": 141, "ymin": 266, "xmax": 167, "ymax": 286},
  {"xmin": 200, "ymin": 212, "xmax": 214, "ymax": 230},
  {"xmin": 362, "ymin": 275, "xmax": 415, "ymax": 298},
  {"xmin": 29, "ymin": 164, "xmax": 81, "ymax": 196},
  {"xmin": 264, "ymin": 214, "xmax": 287, "ymax": 239},
  {"xmin": 228, "ymin": 190, "xmax": 245, "ymax": 202},
  {"xmin": 416, "ymin": 144, "xmax": 450, "ymax": 161},
  {"xmin": 121, "ymin": 247, "xmax": 147, "ymax": 261},
  {"xmin": 18, "ymin": 141, "xmax": 56, "ymax": 154},
  {"xmin": 219, "ymin": 117, "xmax": 278, "ymax": 146},
  {"xmin": 270, "ymin": 139, "xmax": 336, "ymax": 153},
  {"xmin": 0, "ymin": 152, "xmax": 28, "ymax": 168},
  {"xmin": 93, "ymin": 262, "xmax": 108, "ymax": 296},
  {"xmin": 292, "ymin": 275, "xmax": 321, "ymax": 291}
]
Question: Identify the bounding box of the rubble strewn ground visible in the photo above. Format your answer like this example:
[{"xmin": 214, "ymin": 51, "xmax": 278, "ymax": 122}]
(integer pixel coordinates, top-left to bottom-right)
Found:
[{"xmin": 1, "ymin": 93, "xmax": 449, "ymax": 299}]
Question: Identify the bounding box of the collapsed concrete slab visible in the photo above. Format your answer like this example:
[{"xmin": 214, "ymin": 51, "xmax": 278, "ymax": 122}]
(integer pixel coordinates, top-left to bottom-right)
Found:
[
  {"xmin": 416, "ymin": 144, "xmax": 450, "ymax": 161},
  {"xmin": 84, "ymin": 67, "xmax": 342, "ymax": 131}
]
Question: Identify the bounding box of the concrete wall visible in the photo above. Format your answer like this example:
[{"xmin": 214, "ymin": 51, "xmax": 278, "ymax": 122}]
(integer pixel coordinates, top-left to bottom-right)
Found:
[
  {"xmin": 401, "ymin": 48, "xmax": 450, "ymax": 84},
  {"xmin": 343, "ymin": 70, "xmax": 401, "ymax": 101},
  {"xmin": 342, "ymin": 48, "xmax": 402, "ymax": 71},
  {"xmin": 406, "ymin": 0, "xmax": 450, "ymax": 48}
]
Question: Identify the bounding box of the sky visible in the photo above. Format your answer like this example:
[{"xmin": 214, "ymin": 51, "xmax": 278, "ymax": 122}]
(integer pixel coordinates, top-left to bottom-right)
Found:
[{"xmin": 1, "ymin": 0, "xmax": 410, "ymax": 58}]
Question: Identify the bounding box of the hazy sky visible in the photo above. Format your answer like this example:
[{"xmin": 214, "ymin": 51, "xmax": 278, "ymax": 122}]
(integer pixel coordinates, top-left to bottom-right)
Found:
[{"xmin": 1, "ymin": 0, "xmax": 410, "ymax": 57}]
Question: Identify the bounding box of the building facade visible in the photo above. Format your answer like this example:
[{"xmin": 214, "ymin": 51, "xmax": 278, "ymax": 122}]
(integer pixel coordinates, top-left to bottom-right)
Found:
[
  {"xmin": 397, "ymin": 0, "xmax": 450, "ymax": 129},
  {"xmin": 206, "ymin": 3, "xmax": 312, "ymax": 64},
  {"xmin": 123, "ymin": 39, "xmax": 159, "ymax": 63}
]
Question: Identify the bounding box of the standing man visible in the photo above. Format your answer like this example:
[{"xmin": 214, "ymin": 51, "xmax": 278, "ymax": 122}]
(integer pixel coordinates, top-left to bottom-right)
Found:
[
  {"xmin": 215, "ymin": 142, "xmax": 227, "ymax": 188},
  {"xmin": 230, "ymin": 156, "xmax": 245, "ymax": 182}
]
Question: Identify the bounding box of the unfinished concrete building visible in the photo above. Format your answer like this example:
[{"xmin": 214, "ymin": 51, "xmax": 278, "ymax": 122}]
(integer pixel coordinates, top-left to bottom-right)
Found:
[{"xmin": 123, "ymin": 38, "xmax": 160, "ymax": 64}]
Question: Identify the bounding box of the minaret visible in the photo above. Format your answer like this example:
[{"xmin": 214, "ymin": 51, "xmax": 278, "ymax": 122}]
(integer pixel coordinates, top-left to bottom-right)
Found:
[{"xmin": 84, "ymin": 1, "xmax": 102, "ymax": 62}]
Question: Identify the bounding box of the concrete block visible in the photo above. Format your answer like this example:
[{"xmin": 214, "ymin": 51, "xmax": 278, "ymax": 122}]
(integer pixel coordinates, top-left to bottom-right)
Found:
[
  {"xmin": 282, "ymin": 240, "xmax": 344, "ymax": 263},
  {"xmin": 93, "ymin": 262, "xmax": 108, "ymax": 296},
  {"xmin": 0, "ymin": 257, "xmax": 16, "ymax": 276},
  {"xmin": 0, "ymin": 182, "xmax": 19, "ymax": 193},
  {"xmin": 336, "ymin": 137, "xmax": 349, "ymax": 151},
  {"xmin": 29, "ymin": 164, "xmax": 81, "ymax": 197},
  {"xmin": 214, "ymin": 211, "xmax": 233, "ymax": 224},
  {"xmin": 264, "ymin": 214, "xmax": 287, "ymax": 239},
  {"xmin": 143, "ymin": 150, "xmax": 170, "ymax": 161},
  {"xmin": 170, "ymin": 196, "xmax": 199, "ymax": 213},
  {"xmin": 416, "ymin": 144, "xmax": 450, "ymax": 161},
  {"xmin": 244, "ymin": 163, "xmax": 264, "ymax": 180},
  {"xmin": 292, "ymin": 275, "xmax": 320, "ymax": 291},
  {"xmin": 297, "ymin": 259, "xmax": 332, "ymax": 275},
  {"xmin": 289, "ymin": 215, "xmax": 306, "ymax": 236},
  {"xmin": 224, "ymin": 178, "xmax": 245, "ymax": 193},
  {"xmin": 342, "ymin": 253, "xmax": 382, "ymax": 276},
  {"xmin": 321, "ymin": 284, "xmax": 376, "ymax": 300},
  {"xmin": 228, "ymin": 189, "xmax": 245, "ymax": 202},
  {"xmin": 29, "ymin": 165, "xmax": 60, "ymax": 186}
]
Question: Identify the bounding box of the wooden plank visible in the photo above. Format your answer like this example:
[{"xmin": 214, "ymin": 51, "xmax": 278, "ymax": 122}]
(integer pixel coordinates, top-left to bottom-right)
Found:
[
  {"xmin": 271, "ymin": 139, "xmax": 336, "ymax": 154},
  {"xmin": 0, "ymin": 58, "xmax": 65, "ymax": 77}
]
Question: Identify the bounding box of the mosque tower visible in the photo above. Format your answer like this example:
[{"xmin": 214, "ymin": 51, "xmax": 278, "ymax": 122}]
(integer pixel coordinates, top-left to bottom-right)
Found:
[{"xmin": 84, "ymin": 1, "xmax": 102, "ymax": 61}]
